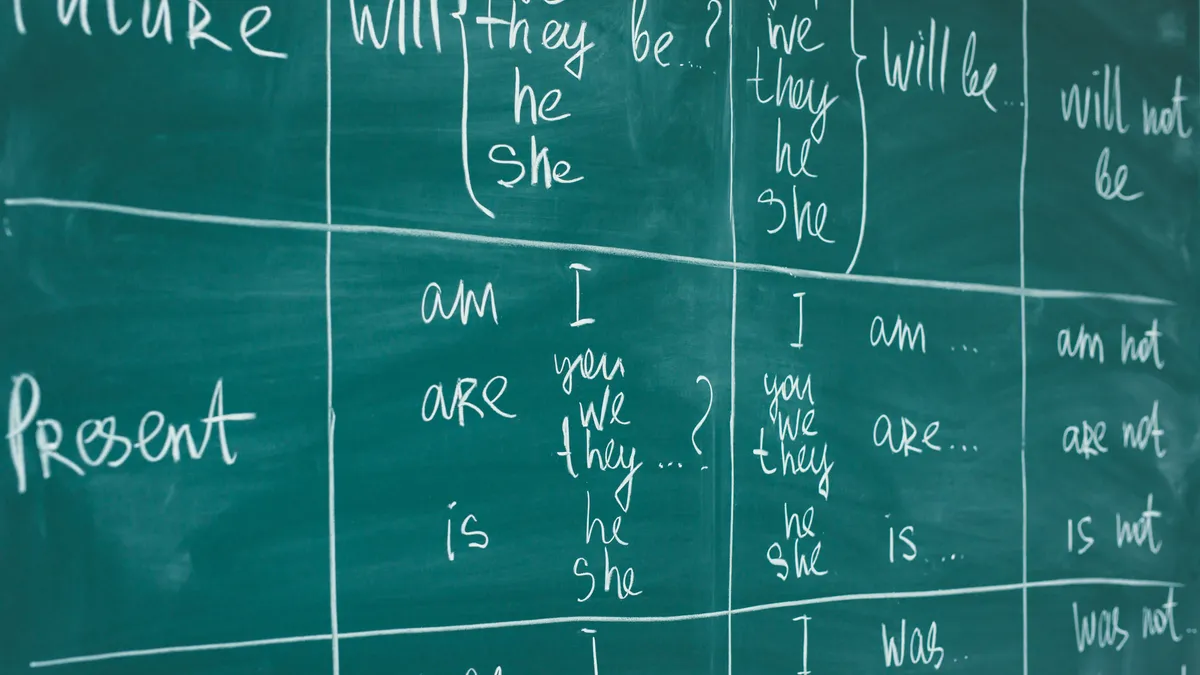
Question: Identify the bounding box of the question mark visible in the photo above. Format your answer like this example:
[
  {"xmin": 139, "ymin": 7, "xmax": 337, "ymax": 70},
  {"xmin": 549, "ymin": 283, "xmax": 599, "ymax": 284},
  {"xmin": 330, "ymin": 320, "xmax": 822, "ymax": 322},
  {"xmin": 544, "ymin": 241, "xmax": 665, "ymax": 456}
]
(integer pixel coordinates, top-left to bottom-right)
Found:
[
  {"xmin": 692, "ymin": 375, "xmax": 713, "ymax": 454},
  {"xmin": 705, "ymin": 0, "xmax": 723, "ymax": 48}
]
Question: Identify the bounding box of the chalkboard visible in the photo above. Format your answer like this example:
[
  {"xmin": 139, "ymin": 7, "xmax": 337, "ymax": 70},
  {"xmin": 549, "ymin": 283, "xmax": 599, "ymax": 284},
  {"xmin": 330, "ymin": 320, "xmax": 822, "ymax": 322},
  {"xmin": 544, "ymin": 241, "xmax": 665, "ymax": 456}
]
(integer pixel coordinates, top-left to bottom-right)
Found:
[{"xmin": 1, "ymin": 1, "xmax": 1198, "ymax": 674}]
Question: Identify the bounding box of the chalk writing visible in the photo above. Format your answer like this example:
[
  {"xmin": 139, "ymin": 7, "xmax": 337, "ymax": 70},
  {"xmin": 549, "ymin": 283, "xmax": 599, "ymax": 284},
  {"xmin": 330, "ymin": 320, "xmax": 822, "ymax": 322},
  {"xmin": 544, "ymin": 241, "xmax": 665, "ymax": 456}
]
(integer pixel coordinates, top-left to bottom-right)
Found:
[
  {"xmin": 2, "ymin": 6, "xmax": 1193, "ymax": 675},
  {"xmin": 6, "ymin": 374, "xmax": 255, "ymax": 494},
  {"xmin": 15, "ymin": 0, "xmax": 289, "ymax": 56}
]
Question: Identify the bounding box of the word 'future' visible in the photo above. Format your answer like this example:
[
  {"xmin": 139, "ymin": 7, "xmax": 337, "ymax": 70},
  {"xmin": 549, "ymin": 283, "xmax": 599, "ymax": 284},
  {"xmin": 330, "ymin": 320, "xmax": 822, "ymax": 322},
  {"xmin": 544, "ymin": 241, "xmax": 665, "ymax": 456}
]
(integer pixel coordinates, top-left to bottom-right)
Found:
[{"xmin": 11, "ymin": 0, "xmax": 289, "ymax": 59}]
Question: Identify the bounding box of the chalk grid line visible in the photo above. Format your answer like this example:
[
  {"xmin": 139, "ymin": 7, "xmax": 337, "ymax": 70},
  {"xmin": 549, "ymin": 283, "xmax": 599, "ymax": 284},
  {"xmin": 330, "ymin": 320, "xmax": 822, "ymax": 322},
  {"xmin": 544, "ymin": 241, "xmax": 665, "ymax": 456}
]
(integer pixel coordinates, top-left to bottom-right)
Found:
[
  {"xmin": 1, "ymin": 197, "xmax": 1174, "ymax": 307},
  {"xmin": 1019, "ymin": 1, "xmax": 1031, "ymax": 674},
  {"xmin": 324, "ymin": 0, "xmax": 340, "ymax": 671},
  {"xmin": 726, "ymin": 3, "xmax": 737, "ymax": 674},
  {"xmin": 27, "ymin": 577, "xmax": 1184, "ymax": 669}
]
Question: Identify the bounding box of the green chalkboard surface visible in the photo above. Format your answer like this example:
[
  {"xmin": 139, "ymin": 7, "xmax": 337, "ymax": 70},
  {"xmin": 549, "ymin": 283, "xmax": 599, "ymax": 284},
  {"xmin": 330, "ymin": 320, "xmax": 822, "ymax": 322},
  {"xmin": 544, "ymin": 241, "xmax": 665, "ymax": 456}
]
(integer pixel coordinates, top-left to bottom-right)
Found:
[{"xmin": 1, "ymin": 1, "xmax": 1199, "ymax": 674}]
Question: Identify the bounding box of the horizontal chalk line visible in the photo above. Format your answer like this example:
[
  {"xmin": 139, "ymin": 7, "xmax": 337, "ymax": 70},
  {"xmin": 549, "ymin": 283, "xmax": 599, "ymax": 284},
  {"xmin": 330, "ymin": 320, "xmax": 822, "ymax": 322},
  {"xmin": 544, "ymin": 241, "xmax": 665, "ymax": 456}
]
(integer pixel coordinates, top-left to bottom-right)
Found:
[
  {"xmin": 28, "ymin": 577, "xmax": 1183, "ymax": 668},
  {"xmin": 3, "ymin": 197, "xmax": 1173, "ymax": 306},
  {"xmin": 28, "ymin": 634, "xmax": 334, "ymax": 669}
]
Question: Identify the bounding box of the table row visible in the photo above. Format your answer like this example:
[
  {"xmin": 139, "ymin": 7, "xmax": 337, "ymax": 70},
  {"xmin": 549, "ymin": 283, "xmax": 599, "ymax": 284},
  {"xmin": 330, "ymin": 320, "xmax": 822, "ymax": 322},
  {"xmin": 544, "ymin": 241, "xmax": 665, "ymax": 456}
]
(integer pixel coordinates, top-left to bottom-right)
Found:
[
  {"xmin": 2, "ymin": 215, "xmax": 1192, "ymax": 637},
  {"xmin": 3, "ymin": 1, "xmax": 1196, "ymax": 296},
  {"xmin": 17, "ymin": 588, "xmax": 1198, "ymax": 675}
]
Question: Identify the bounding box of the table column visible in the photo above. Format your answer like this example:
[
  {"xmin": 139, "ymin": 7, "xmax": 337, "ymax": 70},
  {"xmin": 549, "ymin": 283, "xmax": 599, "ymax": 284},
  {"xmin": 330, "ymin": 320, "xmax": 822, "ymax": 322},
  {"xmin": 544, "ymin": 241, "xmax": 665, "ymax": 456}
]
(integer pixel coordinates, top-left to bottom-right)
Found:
[
  {"xmin": 1024, "ymin": 2, "xmax": 1199, "ymax": 672},
  {"xmin": 0, "ymin": 2, "xmax": 334, "ymax": 673},
  {"xmin": 326, "ymin": 2, "xmax": 735, "ymax": 673},
  {"xmin": 730, "ymin": 1, "xmax": 1027, "ymax": 672}
]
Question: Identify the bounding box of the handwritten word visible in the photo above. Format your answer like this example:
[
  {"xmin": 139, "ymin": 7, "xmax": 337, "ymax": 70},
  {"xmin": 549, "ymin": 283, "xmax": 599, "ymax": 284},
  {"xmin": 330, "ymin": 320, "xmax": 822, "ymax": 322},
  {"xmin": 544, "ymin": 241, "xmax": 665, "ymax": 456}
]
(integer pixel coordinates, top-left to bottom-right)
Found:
[
  {"xmin": 1067, "ymin": 516, "xmax": 1094, "ymax": 554},
  {"xmin": 748, "ymin": 49, "xmax": 837, "ymax": 141},
  {"xmin": 1115, "ymin": 493, "xmax": 1163, "ymax": 554},
  {"xmin": 789, "ymin": 293, "xmax": 806, "ymax": 349},
  {"xmin": 512, "ymin": 66, "xmax": 570, "ymax": 126},
  {"xmin": 422, "ymin": 281, "xmax": 499, "ymax": 325},
  {"xmin": 766, "ymin": 5, "xmax": 823, "ymax": 54},
  {"xmin": 959, "ymin": 31, "xmax": 998, "ymax": 111},
  {"xmin": 772, "ymin": 405, "xmax": 817, "ymax": 443},
  {"xmin": 774, "ymin": 117, "xmax": 818, "ymax": 179},
  {"xmin": 579, "ymin": 385, "xmax": 629, "ymax": 432},
  {"xmin": 884, "ymin": 21, "xmax": 947, "ymax": 92},
  {"xmin": 1142, "ymin": 588, "xmax": 1184, "ymax": 642},
  {"xmin": 874, "ymin": 414, "xmax": 940, "ymax": 456},
  {"xmin": 764, "ymin": 373, "xmax": 813, "ymax": 424},
  {"xmin": 476, "ymin": 0, "xmax": 594, "ymax": 80},
  {"xmin": 752, "ymin": 428, "xmax": 833, "ymax": 499},
  {"xmin": 881, "ymin": 619, "xmax": 945, "ymax": 669},
  {"xmin": 760, "ymin": 185, "xmax": 832, "ymax": 244},
  {"xmin": 573, "ymin": 545, "xmax": 641, "ymax": 602},
  {"xmin": 582, "ymin": 630, "xmax": 600, "ymax": 675},
  {"xmin": 1062, "ymin": 419, "xmax": 1106, "ymax": 458},
  {"xmin": 349, "ymin": 0, "xmax": 444, "ymax": 53},
  {"xmin": 889, "ymin": 523, "xmax": 918, "ymax": 562},
  {"xmin": 422, "ymin": 376, "xmax": 515, "ymax": 426},
  {"xmin": 489, "ymin": 136, "xmax": 583, "ymax": 188},
  {"xmin": 446, "ymin": 501, "xmax": 489, "ymax": 561},
  {"xmin": 792, "ymin": 616, "xmax": 813, "ymax": 675},
  {"xmin": 555, "ymin": 350, "xmax": 625, "ymax": 395},
  {"xmin": 585, "ymin": 490, "xmax": 627, "ymax": 546},
  {"xmin": 1057, "ymin": 324, "xmax": 1104, "ymax": 362},
  {"xmin": 569, "ymin": 263, "xmax": 594, "ymax": 328},
  {"xmin": 1142, "ymin": 76, "xmax": 1194, "ymax": 138},
  {"xmin": 1121, "ymin": 320, "xmax": 1165, "ymax": 369},
  {"xmin": 870, "ymin": 315, "xmax": 926, "ymax": 353},
  {"xmin": 1122, "ymin": 400, "xmax": 1165, "ymax": 458},
  {"xmin": 630, "ymin": 0, "xmax": 673, "ymax": 67},
  {"xmin": 1073, "ymin": 603, "xmax": 1129, "ymax": 652},
  {"xmin": 14, "ymin": 0, "xmax": 289, "ymax": 58},
  {"xmin": 1095, "ymin": 146, "xmax": 1143, "ymax": 201},
  {"xmin": 1061, "ymin": 65, "xmax": 1130, "ymax": 133},
  {"xmin": 6, "ymin": 374, "xmax": 254, "ymax": 494}
]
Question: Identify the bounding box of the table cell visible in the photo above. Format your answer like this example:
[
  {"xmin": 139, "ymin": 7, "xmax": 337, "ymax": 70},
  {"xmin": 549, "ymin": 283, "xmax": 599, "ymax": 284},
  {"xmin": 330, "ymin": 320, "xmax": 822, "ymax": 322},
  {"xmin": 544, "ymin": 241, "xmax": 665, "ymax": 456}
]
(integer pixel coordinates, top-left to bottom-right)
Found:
[
  {"xmin": 330, "ymin": 234, "xmax": 734, "ymax": 629},
  {"xmin": 732, "ymin": 275, "xmax": 1023, "ymax": 605},
  {"xmin": 0, "ymin": 212, "xmax": 333, "ymax": 662}
]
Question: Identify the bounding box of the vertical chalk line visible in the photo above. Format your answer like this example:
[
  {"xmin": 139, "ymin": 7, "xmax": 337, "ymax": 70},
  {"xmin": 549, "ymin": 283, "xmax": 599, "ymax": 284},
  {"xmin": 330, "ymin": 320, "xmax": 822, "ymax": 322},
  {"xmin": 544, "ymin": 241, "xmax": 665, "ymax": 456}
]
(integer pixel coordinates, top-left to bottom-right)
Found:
[
  {"xmin": 326, "ymin": 0, "xmax": 340, "ymax": 673},
  {"xmin": 1019, "ymin": 1, "xmax": 1030, "ymax": 674},
  {"xmin": 726, "ymin": 3, "xmax": 737, "ymax": 674}
]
